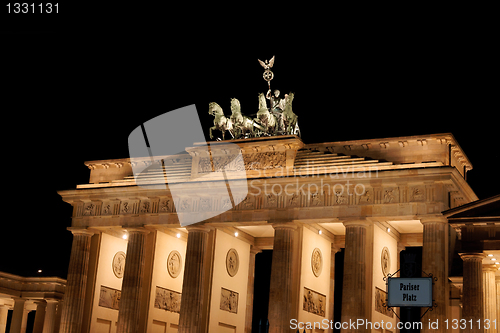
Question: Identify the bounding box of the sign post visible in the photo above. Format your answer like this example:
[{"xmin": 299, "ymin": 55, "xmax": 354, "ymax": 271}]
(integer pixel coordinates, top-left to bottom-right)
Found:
[
  {"xmin": 384, "ymin": 271, "xmax": 437, "ymax": 320},
  {"xmin": 387, "ymin": 277, "xmax": 433, "ymax": 307}
]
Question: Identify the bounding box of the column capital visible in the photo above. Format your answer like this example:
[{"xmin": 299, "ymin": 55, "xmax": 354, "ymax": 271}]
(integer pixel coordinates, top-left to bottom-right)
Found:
[
  {"xmin": 122, "ymin": 226, "xmax": 150, "ymax": 234},
  {"xmin": 483, "ymin": 264, "xmax": 497, "ymax": 272},
  {"xmin": 459, "ymin": 252, "xmax": 486, "ymax": 261},
  {"xmin": 419, "ymin": 215, "xmax": 448, "ymax": 225},
  {"xmin": 342, "ymin": 219, "xmax": 372, "ymax": 228},
  {"xmin": 250, "ymin": 245, "xmax": 262, "ymax": 255},
  {"xmin": 67, "ymin": 227, "xmax": 94, "ymax": 236},
  {"xmin": 185, "ymin": 224, "xmax": 212, "ymax": 233},
  {"xmin": 331, "ymin": 243, "xmax": 341, "ymax": 253},
  {"xmin": 270, "ymin": 222, "xmax": 298, "ymax": 230}
]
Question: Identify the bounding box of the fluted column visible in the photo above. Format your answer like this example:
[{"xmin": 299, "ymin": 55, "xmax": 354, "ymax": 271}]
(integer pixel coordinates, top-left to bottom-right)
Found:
[
  {"xmin": 10, "ymin": 298, "xmax": 28, "ymax": 333},
  {"xmin": 58, "ymin": 228, "xmax": 93, "ymax": 333},
  {"xmin": 460, "ymin": 253, "xmax": 485, "ymax": 333},
  {"xmin": 268, "ymin": 223, "xmax": 297, "ymax": 333},
  {"xmin": 496, "ymin": 277, "xmax": 500, "ymax": 333},
  {"xmin": 33, "ymin": 301, "xmax": 47, "ymax": 333},
  {"xmin": 116, "ymin": 227, "xmax": 149, "ymax": 333},
  {"xmin": 483, "ymin": 265, "xmax": 497, "ymax": 332},
  {"xmin": 341, "ymin": 219, "xmax": 372, "ymax": 333},
  {"xmin": 246, "ymin": 246, "xmax": 261, "ymax": 333},
  {"xmin": 0, "ymin": 305, "xmax": 9, "ymax": 333},
  {"xmin": 329, "ymin": 244, "xmax": 341, "ymax": 322},
  {"xmin": 179, "ymin": 225, "xmax": 211, "ymax": 333},
  {"xmin": 421, "ymin": 216, "xmax": 448, "ymax": 333},
  {"xmin": 42, "ymin": 300, "xmax": 59, "ymax": 333}
]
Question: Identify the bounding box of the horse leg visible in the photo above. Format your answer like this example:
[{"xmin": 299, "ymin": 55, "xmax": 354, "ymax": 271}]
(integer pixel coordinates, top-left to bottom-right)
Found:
[{"xmin": 209, "ymin": 126, "xmax": 215, "ymax": 140}]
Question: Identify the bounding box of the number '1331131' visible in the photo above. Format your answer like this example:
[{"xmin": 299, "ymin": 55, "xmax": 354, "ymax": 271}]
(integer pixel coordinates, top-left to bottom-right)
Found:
[{"xmin": 7, "ymin": 3, "xmax": 58, "ymax": 13}]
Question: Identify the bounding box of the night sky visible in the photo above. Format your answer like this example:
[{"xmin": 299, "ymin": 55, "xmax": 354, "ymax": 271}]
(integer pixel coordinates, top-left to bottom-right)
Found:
[{"xmin": 2, "ymin": 13, "xmax": 498, "ymax": 280}]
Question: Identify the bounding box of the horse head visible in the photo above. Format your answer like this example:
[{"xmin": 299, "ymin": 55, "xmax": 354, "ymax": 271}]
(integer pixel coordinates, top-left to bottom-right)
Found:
[
  {"xmin": 208, "ymin": 102, "xmax": 222, "ymax": 116},
  {"xmin": 258, "ymin": 93, "xmax": 267, "ymax": 111},
  {"xmin": 285, "ymin": 92, "xmax": 295, "ymax": 106},
  {"xmin": 230, "ymin": 98, "xmax": 241, "ymax": 114}
]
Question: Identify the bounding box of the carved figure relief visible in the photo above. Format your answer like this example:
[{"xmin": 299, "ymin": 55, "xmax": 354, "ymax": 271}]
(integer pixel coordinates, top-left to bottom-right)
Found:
[
  {"xmin": 99, "ymin": 286, "xmax": 121, "ymax": 310},
  {"xmin": 411, "ymin": 186, "xmax": 425, "ymax": 201},
  {"xmin": 83, "ymin": 203, "xmax": 95, "ymax": 216},
  {"xmin": 383, "ymin": 188, "xmax": 399, "ymax": 203},
  {"xmin": 310, "ymin": 193, "xmax": 322, "ymax": 206},
  {"xmin": 381, "ymin": 247, "xmax": 390, "ymax": 277},
  {"xmin": 154, "ymin": 286, "xmax": 181, "ymax": 313},
  {"xmin": 359, "ymin": 189, "xmax": 372, "ymax": 204},
  {"xmin": 178, "ymin": 199, "xmax": 191, "ymax": 212},
  {"xmin": 112, "ymin": 251, "xmax": 126, "ymax": 278},
  {"xmin": 311, "ymin": 248, "xmax": 323, "ymax": 277},
  {"xmin": 160, "ymin": 199, "xmax": 171, "ymax": 212},
  {"xmin": 226, "ymin": 248, "xmax": 239, "ymax": 277},
  {"xmin": 221, "ymin": 198, "xmax": 233, "ymax": 210},
  {"xmin": 335, "ymin": 190, "xmax": 347, "ymax": 205},
  {"xmin": 140, "ymin": 201, "xmax": 151, "ymax": 213},
  {"xmin": 199, "ymin": 198, "xmax": 211, "ymax": 211},
  {"xmin": 375, "ymin": 287, "xmax": 393, "ymax": 317},
  {"xmin": 120, "ymin": 201, "xmax": 132, "ymax": 214},
  {"xmin": 220, "ymin": 287, "xmax": 238, "ymax": 313},
  {"xmin": 266, "ymin": 194, "xmax": 277, "ymax": 207},
  {"xmin": 288, "ymin": 193, "xmax": 300, "ymax": 207},
  {"xmin": 102, "ymin": 203, "xmax": 112, "ymax": 215},
  {"xmin": 303, "ymin": 287, "xmax": 326, "ymax": 317},
  {"xmin": 167, "ymin": 250, "xmax": 182, "ymax": 278},
  {"xmin": 239, "ymin": 196, "xmax": 254, "ymax": 209}
]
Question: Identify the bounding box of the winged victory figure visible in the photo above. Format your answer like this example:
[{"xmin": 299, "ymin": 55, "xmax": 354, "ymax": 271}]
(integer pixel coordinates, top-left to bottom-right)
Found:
[{"xmin": 258, "ymin": 55, "xmax": 275, "ymax": 70}]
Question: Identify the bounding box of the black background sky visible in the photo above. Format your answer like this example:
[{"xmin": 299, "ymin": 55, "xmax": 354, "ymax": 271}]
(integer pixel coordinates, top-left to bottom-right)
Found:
[{"xmin": 1, "ymin": 9, "xmax": 498, "ymax": 279}]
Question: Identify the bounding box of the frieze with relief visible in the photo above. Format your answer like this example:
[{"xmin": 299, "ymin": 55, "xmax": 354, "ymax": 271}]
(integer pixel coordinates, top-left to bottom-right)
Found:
[
  {"xmin": 154, "ymin": 286, "xmax": 181, "ymax": 313},
  {"xmin": 303, "ymin": 287, "xmax": 326, "ymax": 317},
  {"xmin": 220, "ymin": 287, "xmax": 238, "ymax": 314},
  {"xmin": 99, "ymin": 286, "xmax": 121, "ymax": 310},
  {"xmin": 198, "ymin": 152, "xmax": 286, "ymax": 173}
]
